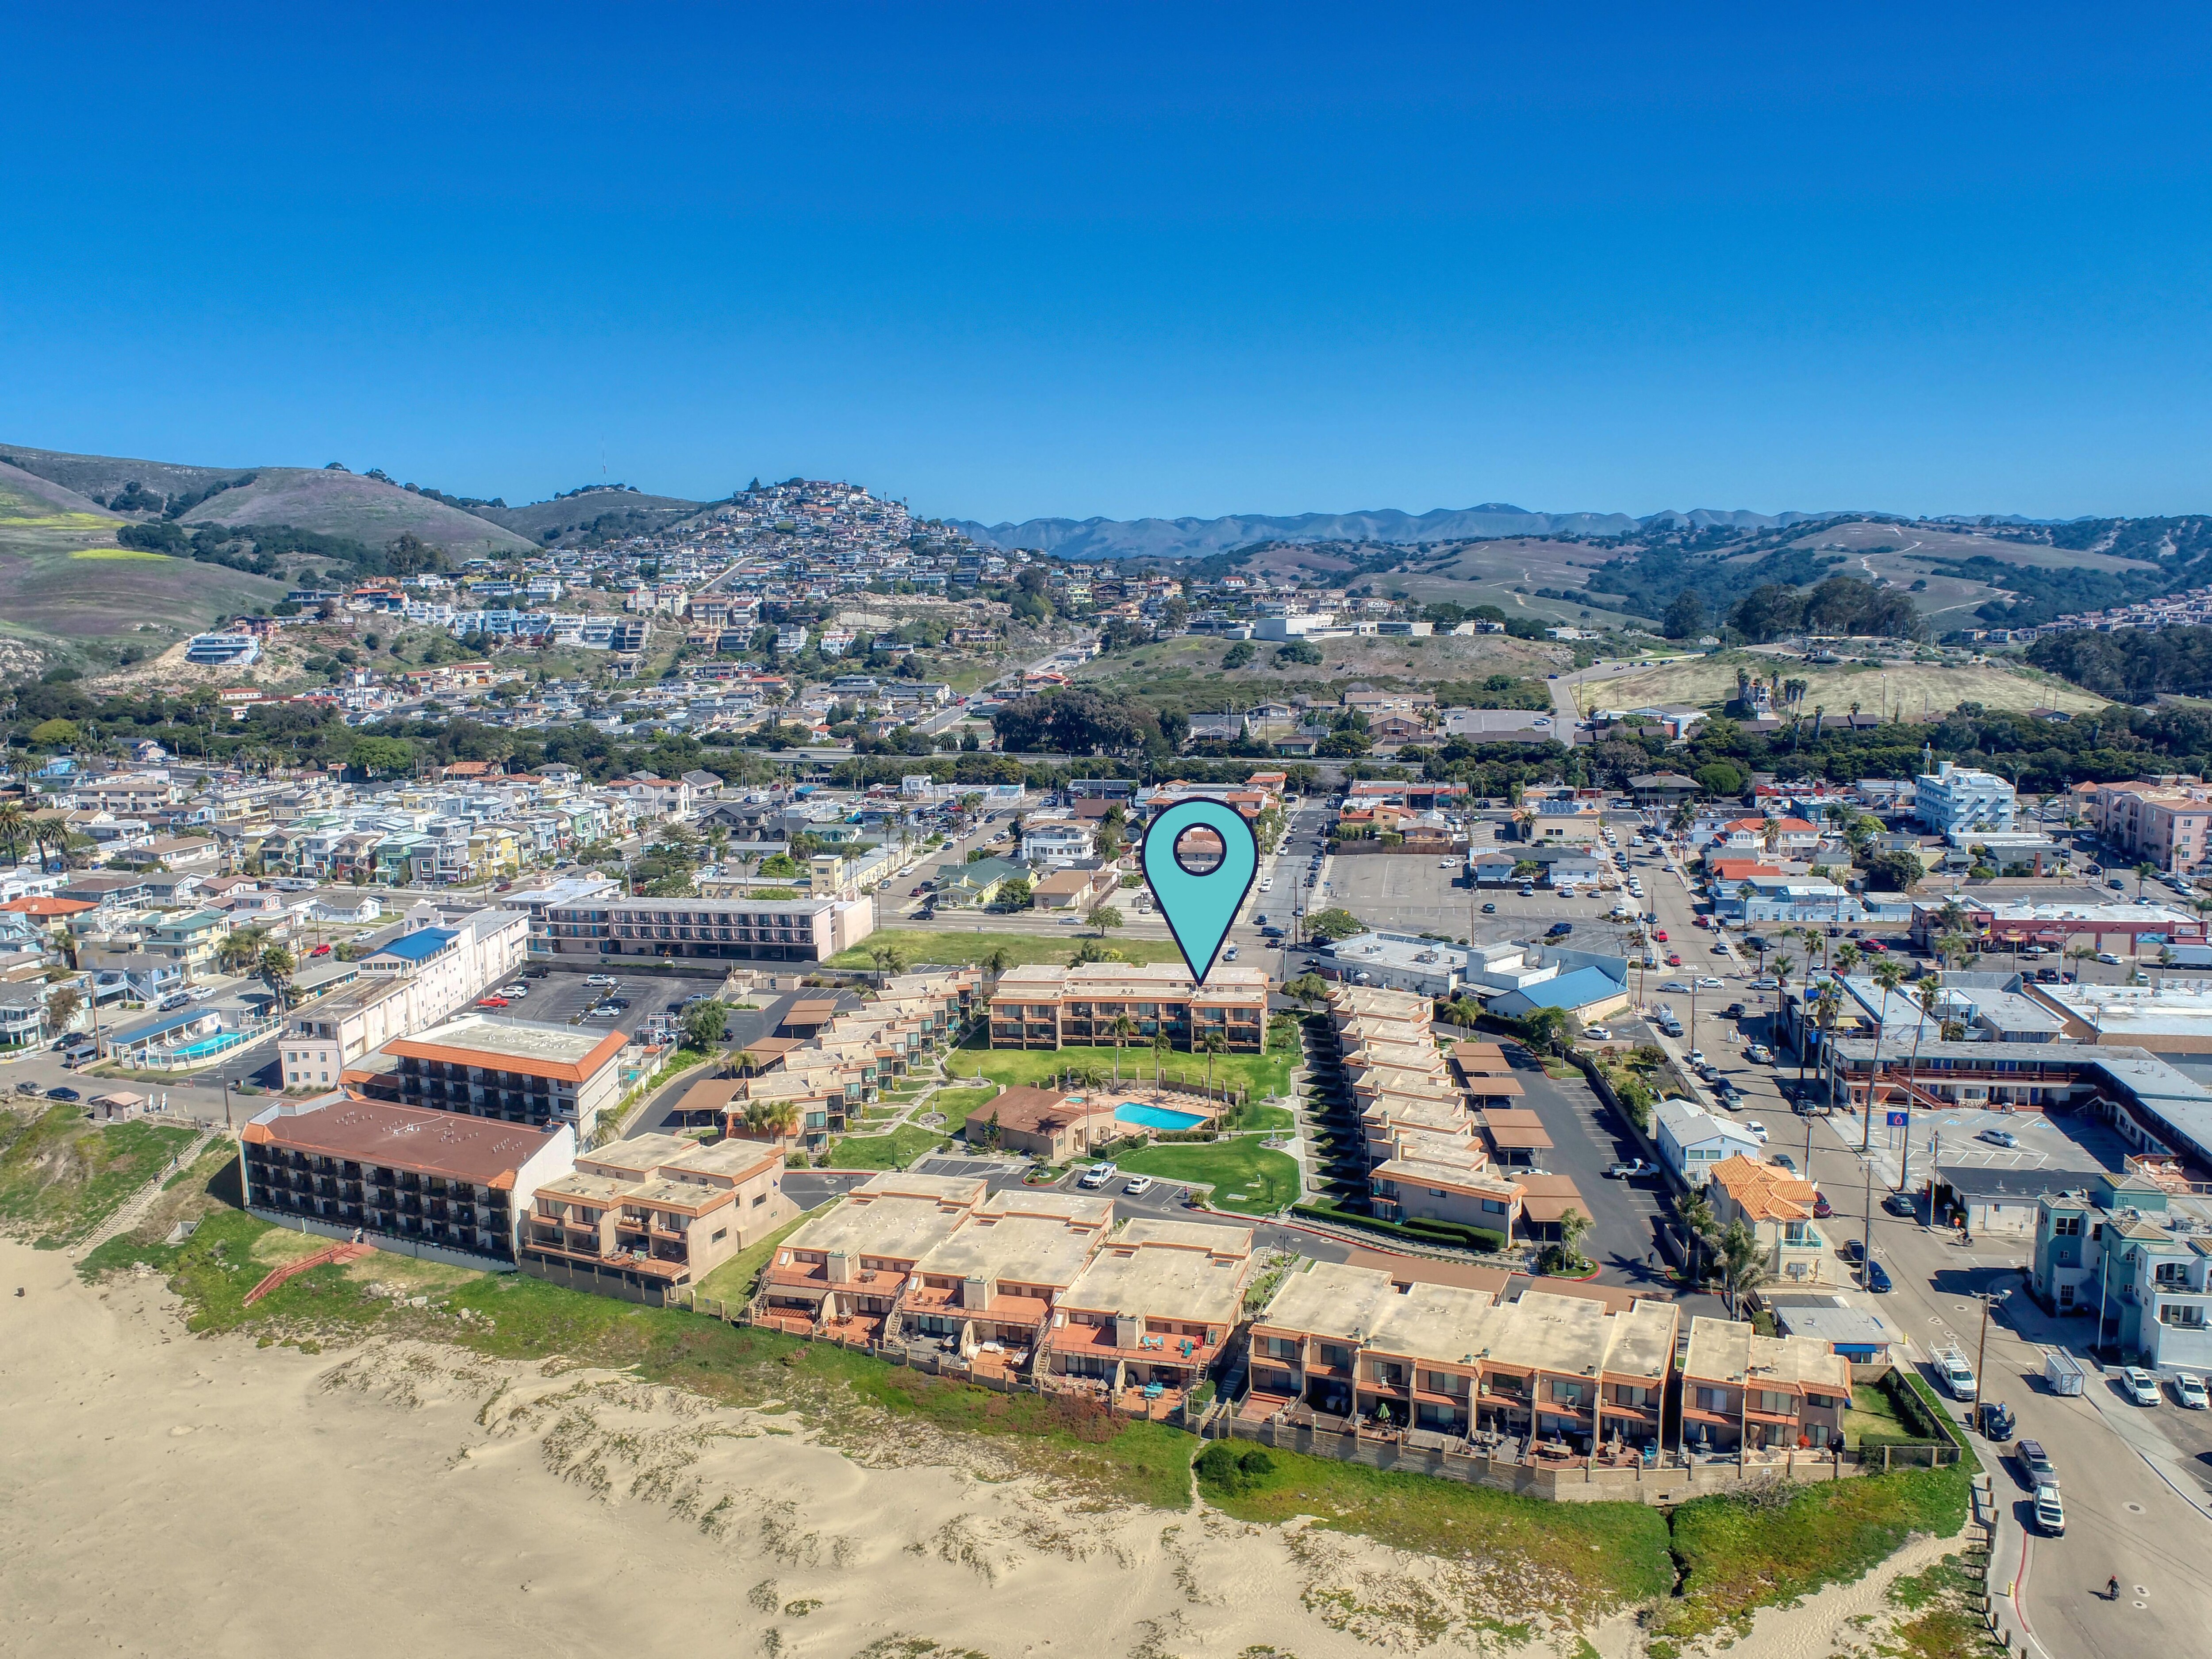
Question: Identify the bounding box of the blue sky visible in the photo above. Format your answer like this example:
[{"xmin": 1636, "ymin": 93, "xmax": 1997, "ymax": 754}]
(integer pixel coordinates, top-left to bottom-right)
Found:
[{"xmin": 7, "ymin": 3, "xmax": 2212, "ymax": 522}]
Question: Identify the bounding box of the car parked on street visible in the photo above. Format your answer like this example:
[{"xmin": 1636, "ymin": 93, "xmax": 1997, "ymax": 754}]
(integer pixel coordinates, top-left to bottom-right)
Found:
[
  {"xmin": 47, "ymin": 1086, "xmax": 80, "ymax": 1102},
  {"xmin": 1604, "ymin": 1159, "xmax": 1655, "ymax": 1179},
  {"xmin": 2177, "ymin": 1372, "xmax": 2209, "ymax": 1409},
  {"xmin": 2033, "ymin": 1482, "xmax": 2065, "ymax": 1536},
  {"xmin": 2017, "ymin": 1437, "xmax": 2057, "ymax": 1483},
  {"xmin": 1863, "ymin": 1259, "xmax": 1893, "ymax": 1293},
  {"xmin": 2123, "ymin": 1366, "xmax": 2162, "ymax": 1406},
  {"xmin": 1882, "ymin": 1190, "xmax": 1917, "ymax": 1218}
]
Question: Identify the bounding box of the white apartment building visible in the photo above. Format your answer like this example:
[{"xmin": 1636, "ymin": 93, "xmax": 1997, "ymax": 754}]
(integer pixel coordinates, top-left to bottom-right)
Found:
[
  {"xmin": 280, "ymin": 907, "xmax": 530, "ymax": 1090},
  {"xmin": 1019, "ymin": 815, "xmax": 1096, "ymax": 866},
  {"xmin": 1915, "ymin": 761, "xmax": 2016, "ymax": 837}
]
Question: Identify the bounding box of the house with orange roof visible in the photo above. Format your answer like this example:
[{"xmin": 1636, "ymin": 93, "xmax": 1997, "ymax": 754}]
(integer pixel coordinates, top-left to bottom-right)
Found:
[{"xmin": 1706, "ymin": 1153, "xmax": 1835, "ymax": 1285}]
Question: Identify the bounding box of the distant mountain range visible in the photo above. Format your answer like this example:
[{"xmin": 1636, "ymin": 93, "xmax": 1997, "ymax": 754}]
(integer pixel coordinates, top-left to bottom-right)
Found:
[{"xmin": 949, "ymin": 504, "xmax": 1844, "ymax": 561}]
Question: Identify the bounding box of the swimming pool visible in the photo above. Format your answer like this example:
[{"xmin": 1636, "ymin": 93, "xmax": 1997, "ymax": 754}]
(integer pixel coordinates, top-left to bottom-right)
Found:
[
  {"xmin": 1115, "ymin": 1101, "xmax": 1208, "ymax": 1131},
  {"xmin": 167, "ymin": 1031, "xmax": 253, "ymax": 1062}
]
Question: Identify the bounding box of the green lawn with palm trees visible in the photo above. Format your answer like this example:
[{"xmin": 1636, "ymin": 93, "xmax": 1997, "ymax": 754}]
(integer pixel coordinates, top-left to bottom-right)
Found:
[
  {"xmin": 954, "ymin": 1036, "xmax": 1294, "ymax": 1101},
  {"xmin": 824, "ymin": 930, "xmax": 1184, "ymax": 972}
]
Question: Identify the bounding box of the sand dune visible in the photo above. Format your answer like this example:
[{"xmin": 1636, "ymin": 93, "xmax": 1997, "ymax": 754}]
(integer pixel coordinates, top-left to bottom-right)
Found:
[{"xmin": 0, "ymin": 1241, "xmax": 1952, "ymax": 1659}]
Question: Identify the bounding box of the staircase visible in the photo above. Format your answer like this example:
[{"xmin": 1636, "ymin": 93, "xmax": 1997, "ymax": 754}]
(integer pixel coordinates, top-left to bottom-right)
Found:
[
  {"xmin": 73, "ymin": 1127, "xmax": 222, "ymax": 1259},
  {"xmin": 242, "ymin": 1239, "xmax": 373, "ymax": 1305}
]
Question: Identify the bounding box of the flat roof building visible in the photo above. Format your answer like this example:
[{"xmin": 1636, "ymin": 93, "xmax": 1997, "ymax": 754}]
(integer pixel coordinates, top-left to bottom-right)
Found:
[
  {"xmin": 1043, "ymin": 1218, "xmax": 1255, "ymax": 1405},
  {"xmin": 987, "ymin": 960, "xmax": 1268, "ymax": 1053},
  {"xmin": 373, "ymin": 1015, "xmax": 629, "ymax": 1142},
  {"xmin": 241, "ymin": 1092, "xmax": 574, "ymax": 1266}
]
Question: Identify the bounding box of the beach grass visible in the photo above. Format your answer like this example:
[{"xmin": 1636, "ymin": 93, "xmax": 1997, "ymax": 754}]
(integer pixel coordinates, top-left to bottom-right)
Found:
[
  {"xmin": 81, "ymin": 1198, "xmax": 1199, "ymax": 1508},
  {"xmin": 0, "ymin": 1105, "xmax": 199, "ymax": 1248}
]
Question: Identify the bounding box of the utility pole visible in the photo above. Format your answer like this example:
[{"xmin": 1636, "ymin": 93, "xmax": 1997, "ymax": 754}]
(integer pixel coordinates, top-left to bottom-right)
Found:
[
  {"xmin": 1860, "ymin": 1158, "xmax": 1874, "ymax": 1287},
  {"xmin": 1972, "ymin": 1290, "xmax": 1995, "ymax": 1425}
]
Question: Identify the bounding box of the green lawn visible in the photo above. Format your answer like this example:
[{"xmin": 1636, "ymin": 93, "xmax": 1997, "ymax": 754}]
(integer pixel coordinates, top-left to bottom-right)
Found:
[
  {"xmin": 824, "ymin": 929, "xmax": 1185, "ymax": 971},
  {"xmin": 959, "ymin": 1039, "xmax": 1295, "ymax": 1102},
  {"xmin": 1843, "ymin": 1381, "xmax": 1910, "ymax": 1449},
  {"xmin": 1113, "ymin": 1139, "xmax": 1302, "ymax": 1215},
  {"xmin": 0, "ymin": 1106, "xmax": 200, "ymax": 1248},
  {"xmin": 929, "ymin": 1085, "xmax": 997, "ymax": 1124},
  {"xmin": 822, "ymin": 1122, "xmax": 954, "ymax": 1170},
  {"xmin": 694, "ymin": 1203, "xmax": 829, "ymax": 1304},
  {"xmin": 81, "ymin": 1200, "xmax": 1195, "ymax": 1510}
]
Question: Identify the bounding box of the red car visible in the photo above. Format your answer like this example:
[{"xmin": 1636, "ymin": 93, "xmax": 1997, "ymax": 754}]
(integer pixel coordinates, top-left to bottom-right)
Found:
[
  {"xmin": 1863, "ymin": 937, "xmax": 1887, "ymax": 952},
  {"xmin": 1813, "ymin": 1192, "xmax": 1834, "ymax": 1218},
  {"xmin": 476, "ymin": 996, "xmax": 509, "ymax": 1009},
  {"xmin": 310, "ymin": 944, "xmax": 331, "ymax": 957},
  {"xmin": 1652, "ymin": 929, "xmax": 1668, "ymax": 942},
  {"xmin": 1665, "ymin": 952, "xmax": 1682, "ymax": 966},
  {"xmin": 1693, "ymin": 916, "xmax": 1710, "ymax": 929}
]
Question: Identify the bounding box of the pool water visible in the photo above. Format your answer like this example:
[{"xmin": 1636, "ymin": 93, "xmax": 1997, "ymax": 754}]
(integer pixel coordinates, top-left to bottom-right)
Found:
[
  {"xmin": 1115, "ymin": 1101, "xmax": 1208, "ymax": 1131},
  {"xmin": 169, "ymin": 1031, "xmax": 250, "ymax": 1061}
]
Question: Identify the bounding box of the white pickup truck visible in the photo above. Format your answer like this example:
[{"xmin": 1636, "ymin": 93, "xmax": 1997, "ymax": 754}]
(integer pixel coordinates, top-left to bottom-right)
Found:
[{"xmin": 1935, "ymin": 1346, "xmax": 1978, "ymax": 1401}]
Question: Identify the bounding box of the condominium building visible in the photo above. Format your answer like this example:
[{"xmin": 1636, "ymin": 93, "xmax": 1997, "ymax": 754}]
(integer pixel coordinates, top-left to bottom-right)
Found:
[
  {"xmin": 1246, "ymin": 1260, "xmax": 1680, "ymax": 1449},
  {"xmin": 891, "ymin": 1190, "xmax": 1115, "ymax": 1369},
  {"xmin": 1704, "ymin": 1154, "xmax": 1833, "ymax": 1287},
  {"xmin": 1913, "ymin": 761, "xmax": 2016, "ymax": 836},
  {"xmin": 521, "ymin": 1131, "xmax": 792, "ymax": 1304},
  {"xmin": 1678, "ymin": 1317, "xmax": 1852, "ymax": 1454},
  {"xmin": 2086, "ymin": 779, "xmax": 2212, "ymax": 874},
  {"xmin": 240, "ymin": 1092, "xmax": 575, "ymax": 1265},
  {"xmin": 1042, "ymin": 1219, "xmax": 1255, "ymax": 1400},
  {"xmin": 986, "ymin": 960, "xmax": 1268, "ymax": 1052},
  {"xmin": 757, "ymin": 1171, "xmax": 988, "ymax": 1341},
  {"xmin": 538, "ymin": 893, "xmax": 876, "ymax": 963},
  {"xmin": 374, "ymin": 1015, "xmax": 629, "ymax": 1141},
  {"xmin": 278, "ymin": 906, "xmax": 530, "ymax": 1091}
]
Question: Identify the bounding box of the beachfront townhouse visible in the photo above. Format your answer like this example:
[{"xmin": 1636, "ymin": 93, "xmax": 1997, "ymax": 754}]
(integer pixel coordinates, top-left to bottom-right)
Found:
[
  {"xmin": 1041, "ymin": 1219, "xmax": 1255, "ymax": 1407},
  {"xmin": 1246, "ymin": 1260, "xmax": 1680, "ymax": 1451},
  {"xmin": 891, "ymin": 1190, "xmax": 1115, "ymax": 1377},
  {"xmin": 756, "ymin": 1171, "xmax": 988, "ymax": 1342},
  {"xmin": 1678, "ymin": 1317, "xmax": 1852, "ymax": 1455}
]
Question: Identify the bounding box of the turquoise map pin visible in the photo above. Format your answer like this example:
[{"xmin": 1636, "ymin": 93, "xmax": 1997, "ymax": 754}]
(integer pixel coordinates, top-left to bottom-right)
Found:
[{"xmin": 1141, "ymin": 799, "xmax": 1259, "ymax": 985}]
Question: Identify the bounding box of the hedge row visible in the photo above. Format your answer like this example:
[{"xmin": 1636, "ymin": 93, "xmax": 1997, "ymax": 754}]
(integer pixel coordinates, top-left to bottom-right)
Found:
[{"xmin": 1290, "ymin": 1202, "xmax": 1505, "ymax": 1254}]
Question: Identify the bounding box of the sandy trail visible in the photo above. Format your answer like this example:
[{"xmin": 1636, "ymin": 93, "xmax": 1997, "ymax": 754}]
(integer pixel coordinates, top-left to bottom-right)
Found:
[{"xmin": 0, "ymin": 1241, "xmax": 1956, "ymax": 1659}]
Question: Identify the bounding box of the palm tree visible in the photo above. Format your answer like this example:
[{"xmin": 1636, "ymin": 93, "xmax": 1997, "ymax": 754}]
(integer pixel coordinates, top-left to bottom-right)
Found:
[
  {"xmin": 31, "ymin": 817, "xmax": 65, "ymax": 872},
  {"xmin": 1679, "ymin": 1190, "xmax": 1717, "ymax": 1287},
  {"xmin": 728, "ymin": 1048, "xmax": 758, "ymax": 1079},
  {"xmin": 984, "ymin": 945, "xmax": 1013, "ymax": 978},
  {"xmin": 1715, "ymin": 1220, "xmax": 1769, "ymax": 1317},
  {"xmin": 0, "ymin": 802, "xmax": 27, "ymax": 869},
  {"xmin": 1110, "ymin": 1014, "xmax": 1138, "ymax": 1084},
  {"xmin": 1833, "ymin": 941, "xmax": 1863, "ymax": 981},
  {"xmin": 1555, "ymin": 1206, "xmax": 1592, "ymax": 1275},
  {"xmin": 2136, "ymin": 861, "xmax": 2158, "ymax": 901},
  {"xmin": 1859, "ymin": 958, "xmax": 1906, "ymax": 1151},
  {"xmin": 1200, "ymin": 1030, "xmax": 1227, "ymax": 1102},
  {"xmin": 217, "ymin": 925, "xmax": 268, "ymax": 975},
  {"xmin": 258, "ymin": 944, "xmax": 296, "ymax": 1012},
  {"xmin": 1153, "ymin": 1030, "xmax": 1171, "ymax": 1096},
  {"xmin": 743, "ymin": 1096, "xmax": 801, "ymax": 1142},
  {"xmin": 866, "ymin": 941, "xmax": 909, "ymax": 988}
]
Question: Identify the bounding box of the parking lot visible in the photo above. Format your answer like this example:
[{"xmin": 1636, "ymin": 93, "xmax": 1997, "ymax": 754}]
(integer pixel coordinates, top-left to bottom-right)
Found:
[
  {"xmin": 511, "ymin": 966, "xmax": 700, "ymax": 1039},
  {"xmin": 1319, "ymin": 853, "xmax": 1644, "ymax": 956}
]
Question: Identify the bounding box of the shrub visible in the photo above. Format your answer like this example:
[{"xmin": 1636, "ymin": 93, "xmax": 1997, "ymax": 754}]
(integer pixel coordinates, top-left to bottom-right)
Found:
[{"xmin": 1194, "ymin": 1440, "xmax": 1277, "ymax": 1495}]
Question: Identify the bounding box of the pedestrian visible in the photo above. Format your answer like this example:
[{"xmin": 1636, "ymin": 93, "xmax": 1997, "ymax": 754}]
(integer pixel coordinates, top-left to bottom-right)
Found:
[{"xmin": 2108, "ymin": 1575, "xmax": 2120, "ymax": 1601}]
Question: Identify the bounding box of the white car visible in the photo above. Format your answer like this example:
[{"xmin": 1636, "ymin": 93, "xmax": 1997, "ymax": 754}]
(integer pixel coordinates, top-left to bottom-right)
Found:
[
  {"xmin": 2123, "ymin": 1366, "xmax": 2161, "ymax": 1406},
  {"xmin": 1745, "ymin": 1119, "xmax": 1770, "ymax": 1143},
  {"xmin": 586, "ymin": 974, "xmax": 619, "ymax": 987},
  {"xmin": 1123, "ymin": 1174, "xmax": 1155, "ymax": 1196},
  {"xmin": 1259, "ymin": 877, "xmax": 1273, "ymax": 891},
  {"xmin": 1223, "ymin": 945, "xmax": 1239, "ymax": 960},
  {"xmin": 2177, "ymin": 1372, "xmax": 2209, "ymax": 1409},
  {"xmin": 501, "ymin": 983, "xmax": 529, "ymax": 997},
  {"xmin": 1687, "ymin": 1049, "xmax": 1708, "ymax": 1067},
  {"xmin": 1438, "ymin": 858, "xmax": 1454, "ymax": 868},
  {"xmin": 1697, "ymin": 975, "xmax": 1724, "ymax": 988},
  {"xmin": 1078, "ymin": 1163, "xmax": 1118, "ymax": 1190},
  {"xmin": 2098, "ymin": 951, "xmax": 2124, "ymax": 966}
]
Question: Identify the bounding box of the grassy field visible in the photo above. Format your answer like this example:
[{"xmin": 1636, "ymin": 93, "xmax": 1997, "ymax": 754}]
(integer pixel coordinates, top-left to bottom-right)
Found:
[
  {"xmin": 1071, "ymin": 628, "xmax": 1563, "ymax": 711},
  {"xmin": 824, "ymin": 929, "xmax": 1185, "ymax": 972},
  {"xmin": 1654, "ymin": 1463, "xmax": 1972, "ymax": 1644},
  {"xmin": 84, "ymin": 1191, "xmax": 1198, "ymax": 1509},
  {"xmin": 1197, "ymin": 1440, "xmax": 1674, "ymax": 1627},
  {"xmin": 822, "ymin": 1122, "xmax": 954, "ymax": 1170},
  {"xmin": 0, "ymin": 1105, "xmax": 200, "ymax": 1248},
  {"xmin": 1587, "ymin": 648, "xmax": 2108, "ymax": 718},
  {"xmin": 1113, "ymin": 1138, "xmax": 1301, "ymax": 1214},
  {"xmin": 956, "ymin": 1038, "xmax": 1296, "ymax": 1101},
  {"xmin": 70, "ymin": 545, "xmax": 171, "ymax": 561}
]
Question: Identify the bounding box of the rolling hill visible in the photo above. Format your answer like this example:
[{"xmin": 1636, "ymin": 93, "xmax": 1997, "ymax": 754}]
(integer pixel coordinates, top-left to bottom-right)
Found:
[
  {"xmin": 0, "ymin": 445, "xmax": 534, "ymax": 557},
  {"xmin": 479, "ymin": 485, "xmax": 708, "ymax": 545},
  {"xmin": 952, "ymin": 504, "xmax": 1839, "ymax": 560}
]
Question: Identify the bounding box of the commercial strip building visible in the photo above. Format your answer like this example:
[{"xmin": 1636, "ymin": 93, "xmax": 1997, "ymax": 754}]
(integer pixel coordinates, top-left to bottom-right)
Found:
[
  {"xmin": 537, "ymin": 893, "xmax": 877, "ymax": 963},
  {"xmin": 240, "ymin": 1092, "xmax": 575, "ymax": 1267},
  {"xmin": 521, "ymin": 1131, "xmax": 792, "ymax": 1304},
  {"xmin": 984, "ymin": 960, "xmax": 1268, "ymax": 1053},
  {"xmin": 1909, "ymin": 897, "xmax": 2206, "ymax": 955}
]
